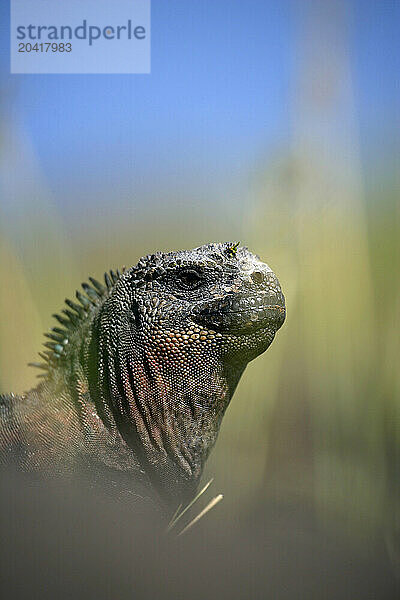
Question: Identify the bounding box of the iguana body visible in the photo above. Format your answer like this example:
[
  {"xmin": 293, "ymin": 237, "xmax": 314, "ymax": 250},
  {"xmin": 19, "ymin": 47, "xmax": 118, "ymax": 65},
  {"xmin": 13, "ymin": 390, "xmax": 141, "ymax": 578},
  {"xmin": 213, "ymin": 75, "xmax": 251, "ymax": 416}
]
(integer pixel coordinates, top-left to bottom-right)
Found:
[{"xmin": 0, "ymin": 243, "xmax": 285, "ymax": 507}]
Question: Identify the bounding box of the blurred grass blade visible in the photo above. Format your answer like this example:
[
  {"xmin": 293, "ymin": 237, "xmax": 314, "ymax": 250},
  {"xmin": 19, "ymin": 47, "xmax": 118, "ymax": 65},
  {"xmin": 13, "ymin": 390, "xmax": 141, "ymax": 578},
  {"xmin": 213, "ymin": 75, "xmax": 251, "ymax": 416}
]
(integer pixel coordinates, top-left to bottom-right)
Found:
[
  {"xmin": 167, "ymin": 478, "xmax": 214, "ymax": 532},
  {"xmin": 166, "ymin": 504, "xmax": 182, "ymax": 532},
  {"xmin": 178, "ymin": 494, "xmax": 224, "ymax": 536}
]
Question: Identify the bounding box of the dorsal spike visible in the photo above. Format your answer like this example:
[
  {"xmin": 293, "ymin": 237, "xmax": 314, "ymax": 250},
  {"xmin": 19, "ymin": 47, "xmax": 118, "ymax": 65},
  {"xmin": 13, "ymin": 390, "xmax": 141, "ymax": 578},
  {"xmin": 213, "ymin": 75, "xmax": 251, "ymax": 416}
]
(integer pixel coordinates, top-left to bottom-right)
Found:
[
  {"xmin": 52, "ymin": 327, "xmax": 67, "ymax": 337},
  {"xmin": 81, "ymin": 283, "xmax": 99, "ymax": 302},
  {"xmin": 110, "ymin": 270, "xmax": 119, "ymax": 284},
  {"xmin": 89, "ymin": 277, "xmax": 106, "ymax": 295},
  {"xmin": 53, "ymin": 313, "xmax": 71, "ymax": 328},
  {"xmin": 44, "ymin": 332, "xmax": 65, "ymax": 343},
  {"xmin": 44, "ymin": 341, "xmax": 64, "ymax": 354},
  {"xmin": 65, "ymin": 298, "xmax": 84, "ymax": 316},
  {"xmin": 62, "ymin": 309, "xmax": 79, "ymax": 326},
  {"xmin": 28, "ymin": 362, "xmax": 48, "ymax": 371},
  {"xmin": 76, "ymin": 290, "xmax": 91, "ymax": 308},
  {"xmin": 39, "ymin": 351, "xmax": 52, "ymax": 362},
  {"xmin": 104, "ymin": 272, "xmax": 112, "ymax": 289},
  {"xmin": 43, "ymin": 341, "xmax": 56, "ymax": 350}
]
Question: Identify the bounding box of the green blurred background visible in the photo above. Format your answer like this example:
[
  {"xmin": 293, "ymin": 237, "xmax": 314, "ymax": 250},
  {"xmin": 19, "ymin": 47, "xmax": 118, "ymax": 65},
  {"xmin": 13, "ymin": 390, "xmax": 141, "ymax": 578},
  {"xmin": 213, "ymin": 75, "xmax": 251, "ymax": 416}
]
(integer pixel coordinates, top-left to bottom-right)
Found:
[{"xmin": 0, "ymin": 0, "xmax": 399, "ymax": 554}]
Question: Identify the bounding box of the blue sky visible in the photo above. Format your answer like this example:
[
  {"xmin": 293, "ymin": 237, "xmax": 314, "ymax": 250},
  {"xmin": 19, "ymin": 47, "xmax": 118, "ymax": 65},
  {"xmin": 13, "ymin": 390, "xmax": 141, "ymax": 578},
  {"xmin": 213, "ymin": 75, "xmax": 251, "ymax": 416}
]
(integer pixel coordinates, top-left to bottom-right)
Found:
[{"xmin": 0, "ymin": 0, "xmax": 398, "ymax": 221}]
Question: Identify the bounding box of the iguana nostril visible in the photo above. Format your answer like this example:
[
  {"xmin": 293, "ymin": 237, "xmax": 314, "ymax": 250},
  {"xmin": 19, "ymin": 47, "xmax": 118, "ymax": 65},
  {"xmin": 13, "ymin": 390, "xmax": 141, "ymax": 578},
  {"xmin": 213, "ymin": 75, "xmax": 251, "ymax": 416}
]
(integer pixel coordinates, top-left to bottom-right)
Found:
[{"xmin": 251, "ymin": 271, "xmax": 264, "ymax": 285}]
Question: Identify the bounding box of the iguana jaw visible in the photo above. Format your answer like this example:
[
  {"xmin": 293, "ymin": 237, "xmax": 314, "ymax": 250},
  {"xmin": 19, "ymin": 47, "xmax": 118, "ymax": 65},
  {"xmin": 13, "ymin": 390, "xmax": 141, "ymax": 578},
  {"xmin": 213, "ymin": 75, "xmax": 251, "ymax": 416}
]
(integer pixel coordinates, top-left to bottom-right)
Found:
[{"xmin": 193, "ymin": 300, "xmax": 285, "ymax": 335}]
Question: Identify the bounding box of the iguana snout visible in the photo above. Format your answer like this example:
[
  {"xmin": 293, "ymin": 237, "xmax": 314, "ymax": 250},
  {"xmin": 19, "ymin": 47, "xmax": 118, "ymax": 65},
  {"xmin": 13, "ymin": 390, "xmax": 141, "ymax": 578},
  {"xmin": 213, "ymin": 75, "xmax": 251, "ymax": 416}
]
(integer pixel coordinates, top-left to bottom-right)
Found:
[{"xmin": 194, "ymin": 249, "xmax": 285, "ymax": 337}]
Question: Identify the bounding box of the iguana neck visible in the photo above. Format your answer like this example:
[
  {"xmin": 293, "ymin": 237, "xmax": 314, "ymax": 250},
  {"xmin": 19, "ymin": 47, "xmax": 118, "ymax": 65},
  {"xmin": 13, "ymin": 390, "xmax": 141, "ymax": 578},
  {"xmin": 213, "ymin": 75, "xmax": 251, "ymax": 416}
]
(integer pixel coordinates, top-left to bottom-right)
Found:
[{"xmin": 80, "ymin": 319, "xmax": 244, "ymax": 503}]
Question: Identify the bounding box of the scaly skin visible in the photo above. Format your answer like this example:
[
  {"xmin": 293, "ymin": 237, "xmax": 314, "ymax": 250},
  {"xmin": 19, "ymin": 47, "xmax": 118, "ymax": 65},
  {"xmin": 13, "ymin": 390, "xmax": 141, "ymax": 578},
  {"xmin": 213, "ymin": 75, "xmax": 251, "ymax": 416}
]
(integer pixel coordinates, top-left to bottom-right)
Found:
[{"xmin": 0, "ymin": 242, "xmax": 285, "ymax": 507}]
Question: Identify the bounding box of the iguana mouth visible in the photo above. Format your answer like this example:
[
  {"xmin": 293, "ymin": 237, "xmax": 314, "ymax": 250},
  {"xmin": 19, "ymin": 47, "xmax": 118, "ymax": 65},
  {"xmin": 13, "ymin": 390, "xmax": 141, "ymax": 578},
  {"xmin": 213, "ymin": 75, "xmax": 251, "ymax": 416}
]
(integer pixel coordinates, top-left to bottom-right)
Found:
[
  {"xmin": 194, "ymin": 301, "xmax": 286, "ymax": 334},
  {"xmin": 230, "ymin": 305, "xmax": 286, "ymax": 334}
]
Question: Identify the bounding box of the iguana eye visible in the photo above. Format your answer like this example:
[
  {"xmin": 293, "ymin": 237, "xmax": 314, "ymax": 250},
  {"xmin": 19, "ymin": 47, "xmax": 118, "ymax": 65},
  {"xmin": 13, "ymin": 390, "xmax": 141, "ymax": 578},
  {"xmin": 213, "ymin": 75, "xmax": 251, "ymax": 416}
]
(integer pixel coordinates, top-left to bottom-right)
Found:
[{"xmin": 177, "ymin": 269, "xmax": 203, "ymax": 289}]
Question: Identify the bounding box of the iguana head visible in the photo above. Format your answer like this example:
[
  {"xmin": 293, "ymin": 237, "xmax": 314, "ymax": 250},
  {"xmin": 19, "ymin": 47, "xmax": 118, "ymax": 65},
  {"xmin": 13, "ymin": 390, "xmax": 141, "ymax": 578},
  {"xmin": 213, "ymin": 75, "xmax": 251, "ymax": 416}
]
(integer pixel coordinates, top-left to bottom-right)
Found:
[
  {"xmin": 122, "ymin": 241, "xmax": 285, "ymax": 364},
  {"xmin": 40, "ymin": 243, "xmax": 285, "ymax": 506}
]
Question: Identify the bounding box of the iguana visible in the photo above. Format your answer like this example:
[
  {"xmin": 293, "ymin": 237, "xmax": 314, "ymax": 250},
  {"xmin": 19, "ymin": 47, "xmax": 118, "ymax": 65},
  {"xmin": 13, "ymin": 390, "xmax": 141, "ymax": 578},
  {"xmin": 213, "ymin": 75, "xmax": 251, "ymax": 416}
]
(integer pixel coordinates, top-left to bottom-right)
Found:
[{"xmin": 0, "ymin": 242, "xmax": 285, "ymax": 508}]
